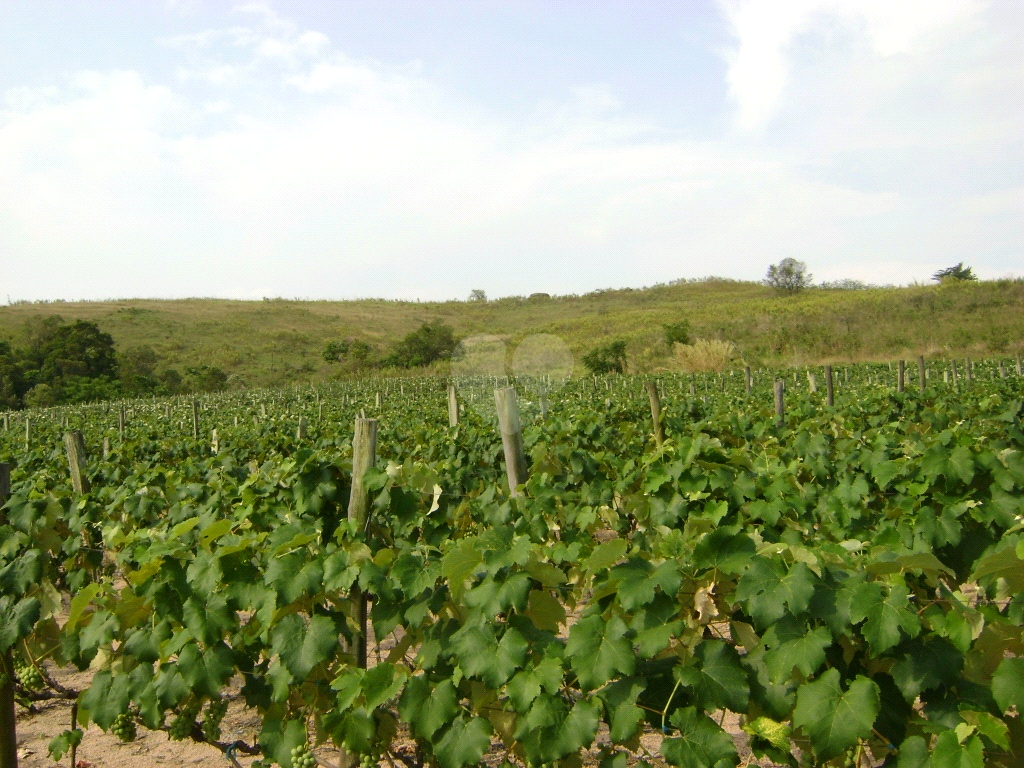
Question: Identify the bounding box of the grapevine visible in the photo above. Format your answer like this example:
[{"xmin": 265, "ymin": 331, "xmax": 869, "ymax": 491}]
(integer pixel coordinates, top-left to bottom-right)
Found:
[{"xmin": 0, "ymin": 363, "xmax": 1022, "ymax": 768}]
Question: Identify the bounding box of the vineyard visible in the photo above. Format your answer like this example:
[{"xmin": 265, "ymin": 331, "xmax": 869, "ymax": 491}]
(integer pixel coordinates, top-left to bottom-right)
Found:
[{"xmin": 1, "ymin": 358, "xmax": 1023, "ymax": 768}]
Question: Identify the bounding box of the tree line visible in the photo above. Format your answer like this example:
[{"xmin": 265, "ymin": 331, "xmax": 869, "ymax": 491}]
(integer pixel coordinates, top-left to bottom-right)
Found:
[{"xmin": 0, "ymin": 316, "xmax": 228, "ymax": 410}]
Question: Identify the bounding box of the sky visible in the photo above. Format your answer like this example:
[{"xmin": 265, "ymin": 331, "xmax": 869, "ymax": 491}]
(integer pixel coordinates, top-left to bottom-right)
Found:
[{"xmin": 1, "ymin": 0, "xmax": 1021, "ymax": 302}]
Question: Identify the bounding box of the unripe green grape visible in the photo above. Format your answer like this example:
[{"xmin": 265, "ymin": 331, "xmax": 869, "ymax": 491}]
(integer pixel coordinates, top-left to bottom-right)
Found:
[
  {"xmin": 111, "ymin": 712, "xmax": 137, "ymax": 743},
  {"xmin": 169, "ymin": 701, "xmax": 201, "ymax": 741},
  {"xmin": 15, "ymin": 663, "xmax": 44, "ymax": 690}
]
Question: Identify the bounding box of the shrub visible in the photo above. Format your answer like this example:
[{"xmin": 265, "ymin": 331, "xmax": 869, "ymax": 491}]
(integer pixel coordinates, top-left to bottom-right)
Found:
[
  {"xmin": 765, "ymin": 259, "xmax": 813, "ymax": 294},
  {"xmin": 663, "ymin": 320, "xmax": 692, "ymax": 346},
  {"xmin": 582, "ymin": 340, "xmax": 627, "ymax": 374},
  {"xmin": 384, "ymin": 322, "xmax": 457, "ymax": 368}
]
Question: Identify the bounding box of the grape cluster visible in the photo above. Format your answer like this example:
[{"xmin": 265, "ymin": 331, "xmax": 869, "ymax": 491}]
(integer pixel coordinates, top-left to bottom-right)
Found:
[
  {"xmin": 168, "ymin": 701, "xmax": 201, "ymax": 741},
  {"xmin": 111, "ymin": 712, "xmax": 137, "ymax": 743},
  {"xmin": 358, "ymin": 751, "xmax": 381, "ymax": 768},
  {"xmin": 14, "ymin": 661, "xmax": 44, "ymax": 690},
  {"xmin": 290, "ymin": 743, "xmax": 318, "ymax": 768},
  {"xmin": 201, "ymin": 697, "xmax": 229, "ymax": 742}
]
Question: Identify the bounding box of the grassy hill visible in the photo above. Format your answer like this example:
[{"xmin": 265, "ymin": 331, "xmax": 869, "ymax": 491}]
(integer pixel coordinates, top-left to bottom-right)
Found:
[{"xmin": 2, "ymin": 277, "xmax": 1023, "ymax": 389}]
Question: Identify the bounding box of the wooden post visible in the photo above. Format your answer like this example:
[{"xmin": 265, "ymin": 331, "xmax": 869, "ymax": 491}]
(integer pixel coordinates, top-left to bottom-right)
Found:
[
  {"xmin": 1, "ymin": 414, "xmax": 7, "ymax": 432},
  {"xmin": 318, "ymin": 402, "xmax": 323, "ymax": 423},
  {"xmin": 296, "ymin": 418, "xmax": 307, "ymax": 440},
  {"xmin": 965, "ymin": 357, "xmax": 973, "ymax": 383},
  {"xmin": 191, "ymin": 399, "xmax": 200, "ymax": 439},
  {"xmin": 943, "ymin": 370, "xmax": 949, "ymax": 384},
  {"xmin": 494, "ymin": 388, "xmax": 528, "ymax": 497},
  {"xmin": 646, "ymin": 381, "xmax": 664, "ymax": 447},
  {"xmin": 118, "ymin": 405, "xmax": 126, "ymax": 441},
  {"xmin": 918, "ymin": 356, "xmax": 926, "ymax": 392},
  {"xmin": 102, "ymin": 437, "xmax": 111, "ymax": 460},
  {"xmin": 951, "ymin": 359, "xmax": 959, "ymax": 389},
  {"xmin": 348, "ymin": 418, "xmax": 377, "ymax": 671},
  {"xmin": 0, "ymin": 462, "xmax": 17, "ymax": 768},
  {"xmin": 807, "ymin": 370, "xmax": 817, "ymax": 393},
  {"xmin": 897, "ymin": 360, "xmax": 905, "ymax": 393},
  {"xmin": 1017, "ymin": 354, "xmax": 1023, "ymax": 377},
  {"xmin": 64, "ymin": 430, "xmax": 91, "ymax": 495},
  {"xmin": 211, "ymin": 429, "xmax": 220, "ymax": 454},
  {"xmin": 774, "ymin": 380, "xmax": 785, "ymax": 427},
  {"xmin": 999, "ymin": 361, "xmax": 1007, "ymax": 379},
  {"xmin": 744, "ymin": 366, "xmax": 752, "ymax": 398},
  {"xmin": 375, "ymin": 391, "xmax": 382, "ymax": 409},
  {"xmin": 824, "ymin": 365, "xmax": 834, "ymax": 407},
  {"xmin": 23, "ymin": 418, "xmax": 30, "ymax": 451},
  {"xmin": 448, "ymin": 385, "xmax": 459, "ymax": 427}
]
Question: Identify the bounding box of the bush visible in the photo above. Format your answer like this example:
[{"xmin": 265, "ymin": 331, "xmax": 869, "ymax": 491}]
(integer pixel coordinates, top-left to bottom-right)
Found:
[
  {"xmin": 323, "ymin": 340, "xmax": 350, "ymax": 363},
  {"xmin": 583, "ymin": 340, "xmax": 627, "ymax": 374},
  {"xmin": 384, "ymin": 322, "xmax": 457, "ymax": 368},
  {"xmin": 663, "ymin": 320, "xmax": 692, "ymax": 346},
  {"xmin": 933, "ymin": 263, "xmax": 977, "ymax": 282}
]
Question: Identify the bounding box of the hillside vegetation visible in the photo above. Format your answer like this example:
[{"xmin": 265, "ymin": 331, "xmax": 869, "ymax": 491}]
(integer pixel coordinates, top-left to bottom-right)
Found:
[{"xmin": 1, "ymin": 277, "xmax": 1023, "ymax": 393}]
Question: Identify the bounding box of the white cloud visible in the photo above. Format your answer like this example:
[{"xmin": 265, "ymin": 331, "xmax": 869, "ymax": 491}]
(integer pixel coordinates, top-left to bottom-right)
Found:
[
  {"xmin": 720, "ymin": 0, "xmax": 983, "ymax": 131},
  {"xmin": 1, "ymin": 2, "xmax": 1020, "ymax": 302}
]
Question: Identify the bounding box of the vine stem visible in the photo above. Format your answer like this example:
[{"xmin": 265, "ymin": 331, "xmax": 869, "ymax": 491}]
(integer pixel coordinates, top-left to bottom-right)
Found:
[{"xmin": 661, "ymin": 678, "xmax": 682, "ymax": 734}]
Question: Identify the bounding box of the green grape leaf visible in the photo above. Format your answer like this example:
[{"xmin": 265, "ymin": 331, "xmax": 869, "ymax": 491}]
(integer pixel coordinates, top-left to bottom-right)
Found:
[
  {"xmin": 441, "ymin": 539, "xmax": 481, "ymax": 601},
  {"xmin": 792, "ymin": 670, "xmax": 880, "ymax": 761},
  {"xmin": 451, "ymin": 625, "xmax": 528, "ymax": 688},
  {"xmin": 971, "ymin": 546, "xmax": 1024, "ymax": 592},
  {"xmin": 566, "ymin": 614, "xmax": 635, "ymax": 691},
  {"xmin": 692, "ymin": 527, "xmax": 756, "ymax": 576},
  {"xmin": 932, "ymin": 732, "xmax": 984, "ymax": 768},
  {"xmin": 736, "ymin": 558, "xmax": 816, "ymax": 629},
  {"xmin": 0, "ymin": 596, "xmax": 40, "ymax": 652},
  {"xmin": 763, "ymin": 624, "xmax": 832, "ymax": 683},
  {"xmin": 675, "ymin": 639, "xmax": 749, "ymax": 713},
  {"xmin": 597, "ymin": 677, "xmax": 647, "ymax": 743},
  {"xmin": 894, "ymin": 735, "xmax": 931, "ymax": 768},
  {"xmin": 271, "ymin": 613, "xmax": 338, "ymax": 681},
  {"xmin": 433, "ymin": 715, "xmax": 492, "ymax": 768},
  {"xmin": 662, "ymin": 707, "xmax": 739, "ymax": 768},
  {"xmin": 891, "ymin": 636, "xmax": 963, "ymax": 701},
  {"xmin": 992, "ymin": 657, "xmax": 1024, "ymax": 715},
  {"xmin": 584, "ymin": 538, "xmax": 628, "ymax": 575},
  {"xmin": 526, "ymin": 589, "xmax": 567, "ymax": 632},
  {"xmin": 506, "ymin": 655, "xmax": 564, "ymax": 711},
  {"xmin": 400, "ymin": 678, "xmax": 459, "ymax": 740},
  {"xmin": 849, "ymin": 582, "xmax": 921, "ymax": 654}
]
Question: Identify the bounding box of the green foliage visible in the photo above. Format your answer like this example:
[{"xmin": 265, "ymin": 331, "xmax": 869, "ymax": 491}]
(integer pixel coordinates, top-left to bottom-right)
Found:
[
  {"xmin": 663, "ymin": 320, "xmax": 691, "ymax": 346},
  {"xmin": 384, "ymin": 322, "xmax": 457, "ymax": 368},
  {"xmin": 765, "ymin": 258, "xmax": 812, "ymax": 294},
  {"xmin": 184, "ymin": 364, "xmax": 228, "ymax": 393},
  {"xmin": 933, "ymin": 262, "xmax": 977, "ymax": 282},
  {"xmin": 1, "ymin": 364, "xmax": 1023, "ymax": 766},
  {"xmin": 582, "ymin": 339, "xmax": 627, "ymax": 374},
  {"xmin": 323, "ymin": 340, "xmax": 350, "ymax": 362}
]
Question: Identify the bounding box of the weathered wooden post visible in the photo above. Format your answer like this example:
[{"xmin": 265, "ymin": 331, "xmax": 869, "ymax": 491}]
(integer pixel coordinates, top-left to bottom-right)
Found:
[
  {"xmin": 999, "ymin": 361, "xmax": 1007, "ymax": 379},
  {"xmin": 965, "ymin": 357, "xmax": 973, "ymax": 383},
  {"xmin": 918, "ymin": 356, "xmax": 926, "ymax": 392},
  {"xmin": 807, "ymin": 370, "xmax": 818, "ymax": 393},
  {"xmin": 774, "ymin": 379, "xmax": 785, "ymax": 428},
  {"xmin": 448, "ymin": 384, "xmax": 459, "ymax": 427},
  {"xmin": 744, "ymin": 366, "xmax": 752, "ymax": 398},
  {"xmin": 191, "ymin": 399, "xmax": 200, "ymax": 439},
  {"xmin": 296, "ymin": 418, "xmax": 308, "ymax": 440},
  {"xmin": 102, "ymin": 437, "xmax": 111, "ymax": 460},
  {"xmin": 897, "ymin": 360, "xmax": 905, "ymax": 393},
  {"xmin": 1, "ymin": 414, "xmax": 7, "ymax": 432},
  {"xmin": 646, "ymin": 381, "xmax": 664, "ymax": 447},
  {"xmin": 211, "ymin": 429, "xmax": 220, "ymax": 454},
  {"xmin": 375, "ymin": 391, "xmax": 382, "ymax": 409},
  {"xmin": 495, "ymin": 388, "xmax": 528, "ymax": 497},
  {"xmin": 23, "ymin": 418, "xmax": 30, "ymax": 451},
  {"xmin": 0, "ymin": 462, "xmax": 19, "ymax": 768},
  {"xmin": 64, "ymin": 431, "xmax": 90, "ymax": 495},
  {"xmin": 951, "ymin": 359, "xmax": 960, "ymax": 390},
  {"xmin": 118, "ymin": 405, "xmax": 126, "ymax": 441},
  {"xmin": 348, "ymin": 417, "xmax": 378, "ymax": 670},
  {"xmin": 824, "ymin": 365, "xmax": 834, "ymax": 407},
  {"xmin": 1017, "ymin": 354, "xmax": 1023, "ymax": 377}
]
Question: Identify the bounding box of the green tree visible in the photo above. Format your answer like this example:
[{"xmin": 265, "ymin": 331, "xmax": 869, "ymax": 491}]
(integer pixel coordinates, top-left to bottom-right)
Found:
[
  {"xmin": 384, "ymin": 322, "xmax": 458, "ymax": 368},
  {"xmin": 765, "ymin": 258, "xmax": 813, "ymax": 294},
  {"xmin": 0, "ymin": 342, "xmax": 22, "ymax": 409},
  {"xmin": 323, "ymin": 340, "xmax": 351, "ymax": 363},
  {"xmin": 582, "ymin": 340, "xmax": 627, "ymax": 374},
  {"xmin": 932, "ymin": 262, "xmax": 977, "ymax": 282},
  {"xmin": 663, "ymin": 320, "xmax": 691, "ymax": 346},
  {"xmin": 184, "ymin": 365, "xmax": 229, "ymax": 393}
]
